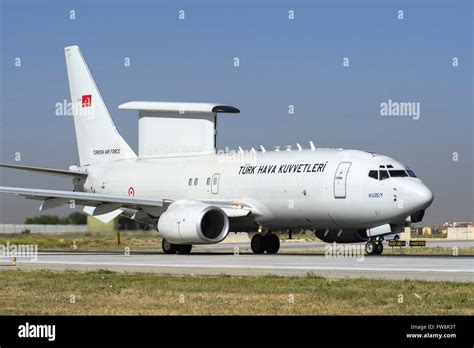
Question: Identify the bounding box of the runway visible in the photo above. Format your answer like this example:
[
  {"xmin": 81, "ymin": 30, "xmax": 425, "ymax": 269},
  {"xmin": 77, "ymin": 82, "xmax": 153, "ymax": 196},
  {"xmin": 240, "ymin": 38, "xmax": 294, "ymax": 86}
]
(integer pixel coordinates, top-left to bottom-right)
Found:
[
  {"xmin": 196, "ymin": 240, "xmax": 474, "ymax": 253},
  {"xmin": 4, "ymin": 246, "xmax": 473, "ymax": 282}
]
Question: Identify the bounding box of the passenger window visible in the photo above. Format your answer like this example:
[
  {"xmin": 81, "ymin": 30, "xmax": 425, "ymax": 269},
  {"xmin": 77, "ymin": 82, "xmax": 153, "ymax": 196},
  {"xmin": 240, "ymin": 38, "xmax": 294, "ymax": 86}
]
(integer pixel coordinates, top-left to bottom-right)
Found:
[
  {"xmin": 389, "ymin": 170, "xmax": 408, "ymax": 177},
  {"xmin": 188, "ymin": 178, "xmax": 192, "ymax": 186},
  {"xmin": 379, "ymin": 170, "xmax": 389, "ymax": 180},
  {"xmin": 368, "ymin": 170, "xmax": 378, "ymax": 180},
  {"xmin": 206, "ymin": 177, "xmax": 210, "ymax": 185},
  {"xmin": 194, "ymin": 178, "xmax": 198, "ymax": 186}
]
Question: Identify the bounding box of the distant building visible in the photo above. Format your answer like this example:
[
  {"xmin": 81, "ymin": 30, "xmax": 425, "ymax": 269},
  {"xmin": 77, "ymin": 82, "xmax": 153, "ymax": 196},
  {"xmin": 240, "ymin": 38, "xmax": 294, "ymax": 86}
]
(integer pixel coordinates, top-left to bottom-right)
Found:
[
  {"xmin": 422, "ymin": 226, "xmax": 432, "ymax": 235},
  {"xmin": 401, "ymin": 227, "xmax": 411, "ymax": 240},
  {"xmin": 443, "ymin": 221, "xmax": 472, "ymax": 228},
  {"xmin": 447, "ymin": 225, "xmax": 474, "ymax": 240}
]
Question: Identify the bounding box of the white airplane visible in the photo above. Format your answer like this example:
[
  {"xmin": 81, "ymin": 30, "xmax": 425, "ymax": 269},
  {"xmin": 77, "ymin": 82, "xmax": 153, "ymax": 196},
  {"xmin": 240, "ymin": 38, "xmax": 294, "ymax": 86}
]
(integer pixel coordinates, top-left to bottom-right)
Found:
[{"xmin": 0, "ymin": 46, "xmax": 434, "ymax": 255}]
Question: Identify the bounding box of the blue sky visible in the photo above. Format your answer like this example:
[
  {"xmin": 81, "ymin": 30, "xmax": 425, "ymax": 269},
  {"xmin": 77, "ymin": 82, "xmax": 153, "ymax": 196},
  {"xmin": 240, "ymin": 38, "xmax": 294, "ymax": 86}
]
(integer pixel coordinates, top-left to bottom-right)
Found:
[{"xmin": 0, "ymin": 0, "xmax": 472, "ymax": 225}]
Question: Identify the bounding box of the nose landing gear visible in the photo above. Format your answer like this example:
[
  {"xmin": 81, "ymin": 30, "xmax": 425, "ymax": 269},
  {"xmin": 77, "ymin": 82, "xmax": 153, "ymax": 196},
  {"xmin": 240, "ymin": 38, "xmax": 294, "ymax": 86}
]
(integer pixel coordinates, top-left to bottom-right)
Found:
[{"xmin": 365, "ymin": 239, "xmax": 384, "ymax": 255}]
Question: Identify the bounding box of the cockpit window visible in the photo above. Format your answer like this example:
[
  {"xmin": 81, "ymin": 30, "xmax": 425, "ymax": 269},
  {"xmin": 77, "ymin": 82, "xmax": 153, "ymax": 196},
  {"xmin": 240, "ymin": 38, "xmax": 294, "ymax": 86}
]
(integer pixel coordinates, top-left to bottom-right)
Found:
[
  {"xmin": 379, "ymin": 170, "xmax": 389, "ymax": 180},
  {"xmin": 406, "ymin": 169, "xmax": 417, "ymax": 178},
  {"xmin": 368, "ymin": 170, "xmax": 378, "ymax": 180},
  {"xmin": 389, "ymin": 170, "xmax": 408, "ymax": 177}
]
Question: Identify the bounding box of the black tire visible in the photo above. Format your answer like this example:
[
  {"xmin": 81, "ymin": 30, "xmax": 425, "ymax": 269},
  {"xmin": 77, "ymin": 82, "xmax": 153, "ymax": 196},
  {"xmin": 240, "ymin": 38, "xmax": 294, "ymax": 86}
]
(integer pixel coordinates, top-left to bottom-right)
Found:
[
  {"xmin": 394, "ymin": 235, "xmax": 400, "ymax": 241},
  {"xmin": 365, "ymin": 241, "xmax": 376, "ymax": 255},
  {"xmin": 376, "ymin": 242, "xmax": 384, "ymax": 255},
  {"xmin": 264, "ymin": 234, "xmax": 280, "ymax": 254},
  {"xmin": 177, "ymin": 244, "xmax": 193, "ymax": 254},
  {"xmin": 251, "ymin": 234, "xmax": 265, "ymax": 254},
  {"xmin": 162, "ymin": 239, "xmax": 177, "ymax": 254}
]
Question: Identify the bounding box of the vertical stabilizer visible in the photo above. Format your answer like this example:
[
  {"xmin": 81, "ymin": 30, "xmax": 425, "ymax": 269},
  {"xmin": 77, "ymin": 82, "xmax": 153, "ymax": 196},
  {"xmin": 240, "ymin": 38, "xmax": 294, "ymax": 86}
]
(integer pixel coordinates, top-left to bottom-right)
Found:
[{"xmin": 64, "ymin": 45, "xmax": 136, "ymax": 166}]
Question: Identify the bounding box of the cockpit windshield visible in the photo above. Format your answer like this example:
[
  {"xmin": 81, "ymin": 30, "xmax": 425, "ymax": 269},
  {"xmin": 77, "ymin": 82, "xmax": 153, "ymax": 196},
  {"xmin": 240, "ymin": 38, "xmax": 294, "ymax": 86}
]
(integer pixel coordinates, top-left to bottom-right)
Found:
[
  {"xmin": 368, "ymin": 168, "xmax": 417, "ymax": 180},
  {"xmin": 379, "ymin": 170, "xmax": 389, "ymax": 180},
  {"xmin": 389, "ymin": 170, "xmax": 408, "ymax": 177}
]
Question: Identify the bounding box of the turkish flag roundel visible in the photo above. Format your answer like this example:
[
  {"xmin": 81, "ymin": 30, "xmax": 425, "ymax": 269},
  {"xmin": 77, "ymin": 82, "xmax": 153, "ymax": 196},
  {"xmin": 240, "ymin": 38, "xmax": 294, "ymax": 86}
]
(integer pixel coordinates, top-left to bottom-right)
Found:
[{"xmin": 82, "ymin": 94, "xmax": 92, "ymax": 107}]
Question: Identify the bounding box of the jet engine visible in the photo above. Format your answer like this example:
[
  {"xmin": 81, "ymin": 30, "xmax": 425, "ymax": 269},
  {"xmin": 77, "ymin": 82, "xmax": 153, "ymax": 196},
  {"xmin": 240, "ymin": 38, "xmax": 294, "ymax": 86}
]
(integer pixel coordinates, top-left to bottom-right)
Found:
[
  {"xmin": 157, "ymin": 201, "xmax": 230, "ymax": 244},
  {"xmin": 314, "ymin": 229, "xmax": 369, "ymax": 243}
]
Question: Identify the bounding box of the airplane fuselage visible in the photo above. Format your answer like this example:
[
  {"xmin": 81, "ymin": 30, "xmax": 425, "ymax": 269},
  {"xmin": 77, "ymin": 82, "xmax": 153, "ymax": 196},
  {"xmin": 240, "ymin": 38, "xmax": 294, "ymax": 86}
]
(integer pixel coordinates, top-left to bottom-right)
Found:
[{"xmin": 81, "ymin": 148, "xmax": 433, "ymax": 234}]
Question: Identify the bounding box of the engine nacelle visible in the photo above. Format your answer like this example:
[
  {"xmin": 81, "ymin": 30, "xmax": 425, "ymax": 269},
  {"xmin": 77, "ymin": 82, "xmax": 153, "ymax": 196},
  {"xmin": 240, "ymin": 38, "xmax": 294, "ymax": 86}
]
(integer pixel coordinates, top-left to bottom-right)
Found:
[{"xmin": 157, "ymin": 201, "xmax": 229, "ymax": 244}]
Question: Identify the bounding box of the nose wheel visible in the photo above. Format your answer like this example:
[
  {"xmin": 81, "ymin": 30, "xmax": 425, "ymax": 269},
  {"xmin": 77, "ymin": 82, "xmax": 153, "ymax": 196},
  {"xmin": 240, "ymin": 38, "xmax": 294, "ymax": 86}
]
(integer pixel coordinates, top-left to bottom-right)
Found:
[{"xmin": 365, "ymin": 240, "xmax": 383, "ymax": 255}]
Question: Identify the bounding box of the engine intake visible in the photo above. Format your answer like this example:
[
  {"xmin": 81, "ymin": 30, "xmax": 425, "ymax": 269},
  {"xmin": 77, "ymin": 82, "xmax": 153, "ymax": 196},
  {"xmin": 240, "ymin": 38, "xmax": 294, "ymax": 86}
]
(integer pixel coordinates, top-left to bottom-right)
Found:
[{"xmin": 158, "ymin": 201, "xmax": 229, "ymax": 244}]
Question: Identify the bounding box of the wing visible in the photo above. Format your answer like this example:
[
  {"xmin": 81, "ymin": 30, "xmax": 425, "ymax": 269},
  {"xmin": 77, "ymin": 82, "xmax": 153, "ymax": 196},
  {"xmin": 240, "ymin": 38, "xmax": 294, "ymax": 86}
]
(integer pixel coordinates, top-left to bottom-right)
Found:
[
  {"xmin": 0, "ymin": 186, "xmax": 254, "ymax": 226},
  {"xmin": 0, "ymin": 186, "xmax": 164, "ymax": 212},
  {"xmin": 0, "ymin": 164, "xmax": 87, "ymax": 178}
]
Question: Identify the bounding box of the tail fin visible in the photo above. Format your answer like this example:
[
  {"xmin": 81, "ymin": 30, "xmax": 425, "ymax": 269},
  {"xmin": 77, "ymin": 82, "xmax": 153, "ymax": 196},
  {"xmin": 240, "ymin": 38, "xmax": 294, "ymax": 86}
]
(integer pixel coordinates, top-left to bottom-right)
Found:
[{"xmin": 64, "ymin": 45, "xmax": 136, "ymax": 166}]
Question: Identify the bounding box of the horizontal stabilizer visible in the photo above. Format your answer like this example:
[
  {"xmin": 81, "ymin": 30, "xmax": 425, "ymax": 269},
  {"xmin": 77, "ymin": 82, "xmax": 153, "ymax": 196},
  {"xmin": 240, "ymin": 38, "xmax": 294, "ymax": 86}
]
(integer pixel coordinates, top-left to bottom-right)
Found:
[{"xmin": 0, "ymin": 163, "xmax": 88, "ymax": 177}]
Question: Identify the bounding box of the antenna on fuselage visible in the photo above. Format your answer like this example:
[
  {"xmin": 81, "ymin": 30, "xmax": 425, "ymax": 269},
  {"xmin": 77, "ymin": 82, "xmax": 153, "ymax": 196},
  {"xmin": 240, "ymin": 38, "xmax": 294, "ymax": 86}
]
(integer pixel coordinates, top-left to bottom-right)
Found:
[
  {"xmin": 238, "ymin": 146, "xmax": 244, "ymax": 154},
  {"xmin": 260, "ymin": 145, "xmax": 266, "ymax": 153},
  {"xmin": 309, "ymin": 141, "xmax": 316, "ymax": 151},
  {"xmin": 286, "ymin": 145, "xmax": 292, "ymax": 151},
  {"xmin": 296, "ymin": 143, "xmax": 302, "ymax": 151}
]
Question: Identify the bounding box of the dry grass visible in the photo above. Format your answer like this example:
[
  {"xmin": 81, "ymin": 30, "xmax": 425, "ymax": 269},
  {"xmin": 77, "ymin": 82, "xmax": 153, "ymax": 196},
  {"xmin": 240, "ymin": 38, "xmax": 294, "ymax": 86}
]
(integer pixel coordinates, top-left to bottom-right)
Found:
[
  {"xmin": 0, "ymin": 231, "xmax": 161, "ymax": 251},
  {"xmin": 0, "ymin": 270, "xmax": 472, "ymax": 315},
  {"xmin": 382, "ymin": 246, "xmax": 473, "ymax": 255}
]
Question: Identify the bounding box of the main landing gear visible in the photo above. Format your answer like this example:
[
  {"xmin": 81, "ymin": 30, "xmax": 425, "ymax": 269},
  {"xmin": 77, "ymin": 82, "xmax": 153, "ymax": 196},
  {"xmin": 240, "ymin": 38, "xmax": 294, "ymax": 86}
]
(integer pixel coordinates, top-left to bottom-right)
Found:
[
  {"xmin": 251, "ymin": 233, "xmax": 280, "ymax": 254},
  {"xmin": 162, "ymin": 239, "xmax": 192, "ymax": 254},
  {"xmin": 365, "ymin": 238, "xmax": 384, "ymax": 255}
]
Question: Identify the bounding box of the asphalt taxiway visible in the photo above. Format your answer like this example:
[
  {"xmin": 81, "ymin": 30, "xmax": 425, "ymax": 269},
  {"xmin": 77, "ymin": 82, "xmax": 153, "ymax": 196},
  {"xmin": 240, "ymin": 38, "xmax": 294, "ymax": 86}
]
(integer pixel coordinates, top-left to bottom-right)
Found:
[{"xmin": 3, "ymin": 241, "xmax": 472, "ymax": 282}]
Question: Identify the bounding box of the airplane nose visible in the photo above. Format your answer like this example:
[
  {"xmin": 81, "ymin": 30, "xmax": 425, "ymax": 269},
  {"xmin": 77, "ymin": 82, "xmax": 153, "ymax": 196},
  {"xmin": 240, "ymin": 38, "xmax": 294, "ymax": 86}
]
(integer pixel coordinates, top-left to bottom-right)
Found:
[{"xmin": 403, "ymin": 181, "xmax": 434, "ymax": 209}]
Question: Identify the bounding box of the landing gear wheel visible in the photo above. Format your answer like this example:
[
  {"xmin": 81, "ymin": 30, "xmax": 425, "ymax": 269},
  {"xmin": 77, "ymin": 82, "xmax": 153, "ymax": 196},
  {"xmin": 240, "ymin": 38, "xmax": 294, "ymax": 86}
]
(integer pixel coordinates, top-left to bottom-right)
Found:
[
  {"xmin": 375, "ymin": 242, "xmax": 384, "ymax": 255},
  {"xmin": 264, "ymin": 234, "xmax": 280, "ymax": 254},
  {"xmin": 162, "ymin": 239, "xmax": 178, "ymax": 254},
  {"xmin": 394, "ymin": 235, "xmax": 400, "ymax": 241},
  {"xmin": 177, "ymin": 244, "xmax": 193, "ymax": 255},
  {"xmin": 251, "ymin": 234, "xmax": 265, "ymax": 254},
  {"xmin": 365, "ymin": 241, "xmax": 376, "ymax": 255}
]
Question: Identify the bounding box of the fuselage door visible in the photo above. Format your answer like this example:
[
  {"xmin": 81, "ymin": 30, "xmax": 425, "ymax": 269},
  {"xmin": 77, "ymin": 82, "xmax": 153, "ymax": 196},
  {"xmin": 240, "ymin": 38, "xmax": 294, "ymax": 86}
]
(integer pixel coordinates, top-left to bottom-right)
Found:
[
  {"xmin": 334, "ymin": 162, "xmax": 352, "ymax": 198},
  {"xmin": 211, "ymin": 173, "xmax": 220, "ymax": 194}
]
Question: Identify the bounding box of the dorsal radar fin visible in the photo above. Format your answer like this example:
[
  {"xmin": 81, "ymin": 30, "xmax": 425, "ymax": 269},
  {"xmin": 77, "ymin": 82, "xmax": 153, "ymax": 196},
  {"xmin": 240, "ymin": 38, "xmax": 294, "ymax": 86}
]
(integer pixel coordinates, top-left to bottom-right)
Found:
[{"xmin": 119, "ymin": 101, "xmax": 239, "ymax": 158}]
